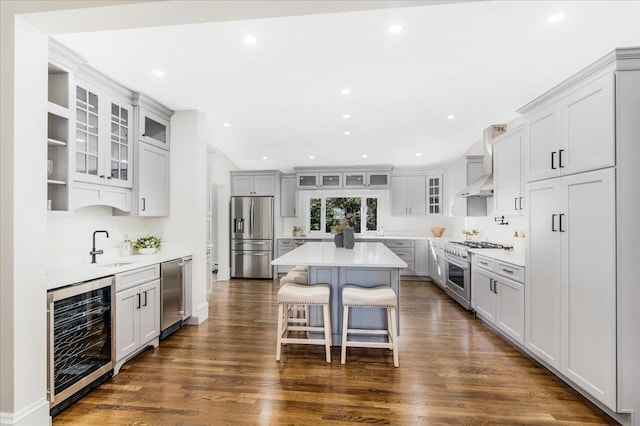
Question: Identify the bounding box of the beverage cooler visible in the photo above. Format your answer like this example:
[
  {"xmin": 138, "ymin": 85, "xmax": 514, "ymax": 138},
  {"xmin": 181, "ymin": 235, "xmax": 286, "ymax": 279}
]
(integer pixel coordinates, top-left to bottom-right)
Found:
[{"xmin": 47, "ymin": 276, "xmax": 114, "ymax": 415}]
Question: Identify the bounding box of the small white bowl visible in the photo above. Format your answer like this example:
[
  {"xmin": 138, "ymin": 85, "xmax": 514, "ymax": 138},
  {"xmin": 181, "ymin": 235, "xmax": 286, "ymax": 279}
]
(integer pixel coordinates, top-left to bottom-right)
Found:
[{"xmin": 138, "ymin": 247, "xmax": 157, "ymax": 255}]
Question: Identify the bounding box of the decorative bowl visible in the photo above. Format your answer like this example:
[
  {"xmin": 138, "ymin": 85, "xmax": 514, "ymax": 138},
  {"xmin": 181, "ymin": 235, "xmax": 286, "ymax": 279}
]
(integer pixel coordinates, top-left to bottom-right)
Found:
[
  {"xmin": 138, "ymin": 247, "xmax": 157, "ymax": 255},
  {"xmin": 430, "ymin": 227, "xmax": 446, "ymax": 237}
]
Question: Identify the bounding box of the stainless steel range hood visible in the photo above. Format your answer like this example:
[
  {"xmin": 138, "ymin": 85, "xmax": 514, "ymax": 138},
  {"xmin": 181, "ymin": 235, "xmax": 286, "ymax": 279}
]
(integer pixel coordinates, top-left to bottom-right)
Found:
[{"xmin": 458, "ymin": 124, "xmax": 506, "ymax": 198}]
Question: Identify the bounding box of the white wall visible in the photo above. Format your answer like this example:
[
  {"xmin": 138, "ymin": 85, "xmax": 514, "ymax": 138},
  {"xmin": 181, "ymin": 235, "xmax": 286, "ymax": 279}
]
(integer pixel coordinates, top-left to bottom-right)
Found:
[
  {"xmin": 47, "ymin": 206, "xmax": 168, "ymax": 257},
  {"xmin": 0, "ymin": 12, "xmax": 51, "ymax": 426},
  {"xmin": 166, "ymin": 110, "xmax": 208, "ymax": 323},
  {"xmin": 208, "ymin": 148, "xmax": 238, "ymax": 281}
]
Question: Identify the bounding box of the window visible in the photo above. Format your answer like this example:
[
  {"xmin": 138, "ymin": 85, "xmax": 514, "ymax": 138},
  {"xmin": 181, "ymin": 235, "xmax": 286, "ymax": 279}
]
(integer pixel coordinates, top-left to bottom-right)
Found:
[{"xmin": 306, "ymin": 195, "xmax": 379, "ymax": 234}]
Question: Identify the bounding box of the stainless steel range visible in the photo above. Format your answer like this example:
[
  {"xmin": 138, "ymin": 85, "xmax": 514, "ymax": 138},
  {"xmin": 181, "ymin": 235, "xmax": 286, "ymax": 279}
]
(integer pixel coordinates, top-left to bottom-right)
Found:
[{"xmin": 444, "ymin": 240, "xmax": 508, "ymax": 310}]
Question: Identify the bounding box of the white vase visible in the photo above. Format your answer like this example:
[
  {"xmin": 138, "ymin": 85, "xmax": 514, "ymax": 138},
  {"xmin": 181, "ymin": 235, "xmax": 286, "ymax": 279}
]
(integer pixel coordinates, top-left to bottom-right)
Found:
[{"xmin": 138, "ymin": 247, "xmax": 157, "ymax": 255}]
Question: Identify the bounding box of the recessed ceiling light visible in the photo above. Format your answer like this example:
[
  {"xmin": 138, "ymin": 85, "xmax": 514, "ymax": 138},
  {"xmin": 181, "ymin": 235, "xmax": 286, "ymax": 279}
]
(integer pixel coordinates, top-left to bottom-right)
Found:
[
  {"xmin": 262, "ymin": 156, "xmax": 268, "ymax": 160},
  {"xmin": 223, "ymin": 123, "xmax": 231, "ymax": 127},
  {"xmin": 341, "ymin": 89, "xmax": 351, "ymax": 95},
  {"xmin": 416, "ymin": 153, "xmax": 422, "ymax": 157},
  {"xmin": 362, "ymin": 154, "xmax": 368, "ymax": 158},
  {"xmin": 152, "ymin": 70, "xmax": 165, "ymax": 77},
  {"xmin": 344, "ymin": 131, "xmax": 351, "ymax": 135},
  {"xmin": 548, "ymin": 13, "xmax": 565, "ymax": 23},
  {"xmin": 388, "ymin": 25, "xmax": 403, "ymax": 34},
  {"xmin": 244, "ymin": 35, "xmax": 257, "ymax": 45},
  {"xmin": 343, "ymin": 114, "xmax": 351, "ymax": 119},
  {"xmin": 447, "ymin": 115, "xmax": 455, "ymax": 120},
  {"xmin": 309, "ymin": 155, "xmax": 315, "ymax": 160}
]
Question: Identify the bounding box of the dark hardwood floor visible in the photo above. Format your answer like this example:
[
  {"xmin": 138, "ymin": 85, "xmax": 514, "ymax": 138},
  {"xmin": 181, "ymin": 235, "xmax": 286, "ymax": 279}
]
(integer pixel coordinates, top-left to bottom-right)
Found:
[{"xmin": 54, "ymin": 279, "xmax": 616, "ymax": 425}]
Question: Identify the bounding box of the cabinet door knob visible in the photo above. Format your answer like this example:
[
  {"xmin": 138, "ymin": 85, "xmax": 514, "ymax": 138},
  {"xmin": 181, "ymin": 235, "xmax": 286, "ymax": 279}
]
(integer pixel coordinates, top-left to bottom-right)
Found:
[{"xmin": 100, "ymin": 175, "xmax": 105, "ymax": 178}]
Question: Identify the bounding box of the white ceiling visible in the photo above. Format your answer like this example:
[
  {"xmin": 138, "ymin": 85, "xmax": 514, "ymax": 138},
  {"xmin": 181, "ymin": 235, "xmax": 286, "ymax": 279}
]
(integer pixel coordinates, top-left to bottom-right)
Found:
[{"xmin": 53, "ymin": 1, "xmax": 640, "ymax": 172}]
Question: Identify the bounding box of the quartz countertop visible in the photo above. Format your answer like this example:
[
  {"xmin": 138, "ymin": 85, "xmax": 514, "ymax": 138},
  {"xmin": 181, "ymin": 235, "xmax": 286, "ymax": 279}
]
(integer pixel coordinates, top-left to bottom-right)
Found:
[
  {"xmin": 271, "ymin": 242, "xmax": 407, "ymax": 268},
  {"xmin": 469, "ymin": 249, "xmax": 525, "ymax": 267},
  {"xmin": 47, "ymin": 245, "xmax": 192, "ymax": 291},
  {"xmin": 278, "ymin": 235, "xmax": 433, "ymax": 241}
]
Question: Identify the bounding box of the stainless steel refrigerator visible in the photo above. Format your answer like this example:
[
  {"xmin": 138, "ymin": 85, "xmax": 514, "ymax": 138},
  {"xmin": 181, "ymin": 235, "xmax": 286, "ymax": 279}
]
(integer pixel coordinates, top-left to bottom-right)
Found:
[{"xmin": 230, "ymin": 196, "xmax": 274, "ymax": 279}]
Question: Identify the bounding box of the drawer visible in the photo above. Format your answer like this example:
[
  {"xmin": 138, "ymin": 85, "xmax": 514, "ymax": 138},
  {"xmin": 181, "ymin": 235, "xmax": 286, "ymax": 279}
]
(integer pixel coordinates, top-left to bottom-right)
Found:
[
  {"xmin": 278, "ymin": 239, "xmax": 294, "ymax": 248},
  {"xmin": 400, "ymin": 261, "xmax": 415, "ymax": 276},
  {"xmin": 472, "ymin": 255, "xmax": 495, "ymax": 271},
  {"xmin": 385, "ymin": 239, "xmax": 415, "ymax": 248},
  {"xmin": 278, "ymin": 247, "xmax": 294, "ymax": 256},
  {"xmin": 389, "ymin": 247, "xmax": 414, "ymax": 261},
  {"xmin": 116, "ymin": 264, "xmax": 160, "ymax": 292},
  {"xmin": 495, "ymin": 261, "xmax": 524, "ymax": 283}
]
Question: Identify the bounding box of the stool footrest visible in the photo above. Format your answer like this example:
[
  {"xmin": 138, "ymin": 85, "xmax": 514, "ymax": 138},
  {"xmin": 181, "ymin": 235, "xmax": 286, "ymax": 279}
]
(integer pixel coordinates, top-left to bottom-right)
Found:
[
  {"xmin": 281, "ymin": 337, "xmax": 328, "ymax": 345},
  {"xmin": 344, "ymin": 341, "xmax": 393, "ymax": 349},
  {"xmin": 345, "ymin": 328, "xmax": 389, "ymax": 336}
]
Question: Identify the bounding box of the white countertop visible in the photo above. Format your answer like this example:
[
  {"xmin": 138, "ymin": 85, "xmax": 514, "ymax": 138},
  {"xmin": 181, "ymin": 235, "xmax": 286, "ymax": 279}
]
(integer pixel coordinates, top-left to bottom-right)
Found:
[
  {"xmin": 469, "ymin": 248, "xmax": 525, "ymax": 267},
  {"xmin": 271, "ymin": 242, "xmax": 408, "ymax": 268},
  {"xmin": 47, "ymin": 245, "xmax": 192, "ymax": 291},
  {"xmin": 278, "ymin": 235, "xmax": 432, "ymax": 241}
]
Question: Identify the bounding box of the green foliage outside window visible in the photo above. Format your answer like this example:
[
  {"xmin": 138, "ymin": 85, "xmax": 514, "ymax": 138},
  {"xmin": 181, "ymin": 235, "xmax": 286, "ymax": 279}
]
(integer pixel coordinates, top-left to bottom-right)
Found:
[
  {"xmin": 366, "ymin": 198, "xmax": 377, "ymax": 231},
  {"xmin": 309, "ymin": 198, "xmax": 321, "ymax": 231},
  {"xmin": 325, "ymin": 197, "xmax": 362, "ymax": 233}
]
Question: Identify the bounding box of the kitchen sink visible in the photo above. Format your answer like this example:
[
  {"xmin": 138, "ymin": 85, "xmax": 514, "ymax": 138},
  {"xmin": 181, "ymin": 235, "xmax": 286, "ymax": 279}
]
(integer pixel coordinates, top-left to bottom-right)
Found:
[{"xmin": 98, "ymin": 262, "xmax": 135, "ymax": 267}]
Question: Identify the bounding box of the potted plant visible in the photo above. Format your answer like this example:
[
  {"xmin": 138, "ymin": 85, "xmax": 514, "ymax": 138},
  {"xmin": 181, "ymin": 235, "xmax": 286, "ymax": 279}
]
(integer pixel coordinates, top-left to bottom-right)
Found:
[
  {"xmin": 330, "ymin": 221, "xmax": 347, "ymax": 247},
  {"xmin": 134, "ymin": 235, "xmax": 162, "ymax": 254},
  {"xmin": 462, "ymin": 229, "xmax": 480, "ymax": 240}
]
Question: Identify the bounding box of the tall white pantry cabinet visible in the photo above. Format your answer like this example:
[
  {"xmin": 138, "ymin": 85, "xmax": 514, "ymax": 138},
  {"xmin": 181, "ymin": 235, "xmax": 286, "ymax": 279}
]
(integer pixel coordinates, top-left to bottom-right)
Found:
[{"xmin": 522, "ymin": 48, "xmax": 640, "ymax": 419}]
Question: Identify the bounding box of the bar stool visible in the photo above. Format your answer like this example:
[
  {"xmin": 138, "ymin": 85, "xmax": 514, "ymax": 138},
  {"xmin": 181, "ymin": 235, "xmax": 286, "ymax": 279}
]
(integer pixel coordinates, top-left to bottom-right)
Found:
[
  {"xmin": 280, "ymin": 270, "xmax": 310, "ymax": 324},
  {"xmin": 341, "ymin": 285, "xmax": 399, "ymax": 367},
  {"xmin": 276, "ymin": 283, "xmax": 332, "ymax": 363}
]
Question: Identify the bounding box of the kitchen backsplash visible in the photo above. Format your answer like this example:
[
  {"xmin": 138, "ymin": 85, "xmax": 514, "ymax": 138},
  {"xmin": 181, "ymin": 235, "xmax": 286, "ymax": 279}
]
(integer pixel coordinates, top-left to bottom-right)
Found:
[{"xmin": 47, "ymin": 205, "xmax": 169, "ymax": 256}]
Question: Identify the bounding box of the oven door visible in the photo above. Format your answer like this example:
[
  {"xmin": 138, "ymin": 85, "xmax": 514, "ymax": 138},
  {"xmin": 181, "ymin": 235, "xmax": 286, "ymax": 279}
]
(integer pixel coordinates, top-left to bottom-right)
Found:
[{"xmin": 445, "ymin": 255, "xmax": 471, "ymax": 302}]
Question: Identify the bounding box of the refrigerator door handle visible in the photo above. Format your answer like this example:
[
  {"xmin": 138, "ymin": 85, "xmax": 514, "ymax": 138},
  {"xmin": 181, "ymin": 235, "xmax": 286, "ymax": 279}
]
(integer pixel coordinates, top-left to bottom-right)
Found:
[{"xmin": 249, "ymin": 199, "xmax": 254, "ymax": 235}]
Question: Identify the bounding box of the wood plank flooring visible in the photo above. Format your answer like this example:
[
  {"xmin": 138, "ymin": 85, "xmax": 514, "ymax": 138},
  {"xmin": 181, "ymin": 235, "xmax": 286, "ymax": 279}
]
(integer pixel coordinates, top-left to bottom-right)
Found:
[{"xmin": 54, "ymin": 279, "xmax": 617, "ymax": 425}]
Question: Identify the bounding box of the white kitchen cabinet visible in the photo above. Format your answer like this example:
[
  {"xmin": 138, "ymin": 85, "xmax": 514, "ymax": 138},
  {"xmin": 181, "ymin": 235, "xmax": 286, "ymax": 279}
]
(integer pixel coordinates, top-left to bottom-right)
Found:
[
  {"xmin": 74, "ymin": 79, "xmax": 133, "ymax": 189},
  {"xmin": 115, "ymin": 265, "xmax": 161, "ymax": 374},
  {"xmin": 138, "ymin": 106, "xmax": 170, "ymax": 150},
  {"xmin": 493, "ymin": 127, "xmax": 524, "ymax": 216},
  {"xmin": 343, "ymin": 171, "xmax": 391, "ymax": 189},
  {"xmin": 231, "ymin": 172, "xmax": 277, "ymax": 196},
  {"xmin": 472, "ymin": 255, "xmax": 525, "ymax": 345},
  {"xmin": 391, "ymin": 175, "xmax": 426, "ymax": 216},
  {"xmin": 414, "ymin": 240, "xmax": 429, "ymax": 277},
  {"xmin": 427, "ymin": 239, "xmax": 446, "ymax": 288},
  {"xmin": 137, "ymin": 142, "xmax": 170, "ymax": 216},
  {"xmin": 385, "ymin": 240, "xmax": 415, "ymax": 276},
  {"xmin": 522, "ymin": 72, "xmax": 615, "ymax": 183},
  {"xmin": 276, "ymin": 239, "xmax": 295, "ymax": 274},
  {"xmin": 426, "ymin": 175, "xmax": 442, "ymax": 215},
  {"xmin": 47, "ymin": 61, "xmax": 72, "ymax": 212},
  {"xmin": 443, "ymin": 157, "xmax": 485, "ymax": 217},
  {"xmin": 319, "ymin": 172, "xmax": 342, "ymax": 189},
  {"xmin": 280, "ymin": 174, "xmax": 297, "ymax": 217},
  {"xmin": 525, "ymin": 168, "xmax": 616, "ymax": 409},
  {"xmin": 296, "ymin": 172, "xmax": 319, "ymax": 189}
]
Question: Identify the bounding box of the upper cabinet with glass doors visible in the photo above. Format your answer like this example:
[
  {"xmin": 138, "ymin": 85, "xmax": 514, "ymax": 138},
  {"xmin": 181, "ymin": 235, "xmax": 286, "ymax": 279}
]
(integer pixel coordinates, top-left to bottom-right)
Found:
[
  {"xmin": 74, "ymin": 79, "xmax": 133, "ymax": 188},
  {"xmin": 138, "ymin": 106, "xmax": 170, "ymax": 150}
]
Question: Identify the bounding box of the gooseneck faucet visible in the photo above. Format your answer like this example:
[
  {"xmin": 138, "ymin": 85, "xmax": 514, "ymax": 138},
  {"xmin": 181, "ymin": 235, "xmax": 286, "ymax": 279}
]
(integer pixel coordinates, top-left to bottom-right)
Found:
[{"xmin": 90, "ymin": 230, "xmax": 110, "ymax": 263}]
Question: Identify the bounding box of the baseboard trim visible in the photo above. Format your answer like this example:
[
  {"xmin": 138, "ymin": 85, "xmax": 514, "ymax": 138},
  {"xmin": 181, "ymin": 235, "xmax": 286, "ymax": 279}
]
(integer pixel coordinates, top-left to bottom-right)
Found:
[
  {"xmin": 184, "ymin": 300, "xmax": 209, "ymax": 325},
  {"xmin": 0, "ymin": 397, "xmax": 49, "ymax": 426}
]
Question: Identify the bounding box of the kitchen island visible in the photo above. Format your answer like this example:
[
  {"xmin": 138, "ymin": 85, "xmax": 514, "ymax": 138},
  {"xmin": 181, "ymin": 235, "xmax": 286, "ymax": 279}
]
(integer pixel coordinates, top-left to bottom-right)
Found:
[{"xmin": 271, "ymin": 242, "xmax": 407, "ymax": 345}]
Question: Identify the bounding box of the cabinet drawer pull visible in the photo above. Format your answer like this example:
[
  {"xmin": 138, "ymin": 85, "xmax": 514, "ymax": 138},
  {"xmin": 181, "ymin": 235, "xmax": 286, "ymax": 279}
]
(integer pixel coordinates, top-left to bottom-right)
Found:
[
  {"xmin": 559, "ymin": 149, "xmax": 565, "ymax": 168},
  {"xmin": 502, "ymin": 269, "xmax": 514, "ymax": 274},
  {"xmin": 143, "ymin": 291, "xmax": 148, "ymax": 307},
  {"xmin": 480, "ymin": 261, "xmax": 488, "ymax": 266},
  {"xmin": 514, "ymin": 197, "xmax": 519, "ymax": 211},
  {"xmin": 552, "ymin": 214, "xmax": 558, "ymax": 232},
  {"xmin": 551, "ymin": 151, "xmax": 557, "ymax": 170},
  {"xmin": 137, "ymin": 293, "xmax": 141, "ymax": 309}
]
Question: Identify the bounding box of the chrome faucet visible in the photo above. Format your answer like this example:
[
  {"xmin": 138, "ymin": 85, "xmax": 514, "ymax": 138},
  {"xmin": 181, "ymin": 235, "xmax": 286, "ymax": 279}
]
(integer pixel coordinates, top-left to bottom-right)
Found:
[{"xmin": 90, "ymin": 230, "xmax": 110, "ymax": 263}]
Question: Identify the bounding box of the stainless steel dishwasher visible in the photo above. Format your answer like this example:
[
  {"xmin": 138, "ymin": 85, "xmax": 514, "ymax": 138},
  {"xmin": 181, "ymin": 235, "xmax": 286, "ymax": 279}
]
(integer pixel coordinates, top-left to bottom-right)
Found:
[{"xmin": 160, "ymin": 257, "xmax": 192, "ymax": 339}]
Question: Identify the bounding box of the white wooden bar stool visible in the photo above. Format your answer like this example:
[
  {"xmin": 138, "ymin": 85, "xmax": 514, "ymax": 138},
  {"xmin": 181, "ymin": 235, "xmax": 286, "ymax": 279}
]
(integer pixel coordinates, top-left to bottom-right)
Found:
[
  {"xmin": 341, "ymin": 285, "xmax": 399, "ymax": 367},
  {"xmin": 280, "ymin": 270, "xmax": 310, "ymax": 324},
  {"xmin": 276, "ymin": 283, "xmax": 332, "ymax": 363}
]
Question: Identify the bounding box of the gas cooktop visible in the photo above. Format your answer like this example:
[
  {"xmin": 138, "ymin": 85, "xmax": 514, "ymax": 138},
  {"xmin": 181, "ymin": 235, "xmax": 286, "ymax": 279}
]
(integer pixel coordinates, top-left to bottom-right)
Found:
[{"xmin": 449, "ymin": 241, "xmax": 507, "ymax": 249}]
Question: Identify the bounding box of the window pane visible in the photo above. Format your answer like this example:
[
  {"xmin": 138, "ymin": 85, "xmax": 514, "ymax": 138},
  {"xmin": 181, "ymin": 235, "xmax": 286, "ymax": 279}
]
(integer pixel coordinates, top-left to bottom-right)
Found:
[
  {"xmin": 309, "ymin": 198, "xmax": 321, "ymax": 231},
  {"xmin": 366, "ymin": 198, "xmax": 377, "ymax": 231},
  {"xmin": 325, "ymin": 197, "xmax": 361, "ymax": 233}
]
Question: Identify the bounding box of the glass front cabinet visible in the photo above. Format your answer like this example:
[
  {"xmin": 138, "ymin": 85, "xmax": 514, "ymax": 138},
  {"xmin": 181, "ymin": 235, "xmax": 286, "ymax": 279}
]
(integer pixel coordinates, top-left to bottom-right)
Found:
[
  {"xmin": 138, "ymin": 107, "xmax": 170, "ymax": 150},
  {"xmin": 74, "ymin": 79, "xmax": 133, "ymax": 189}
]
